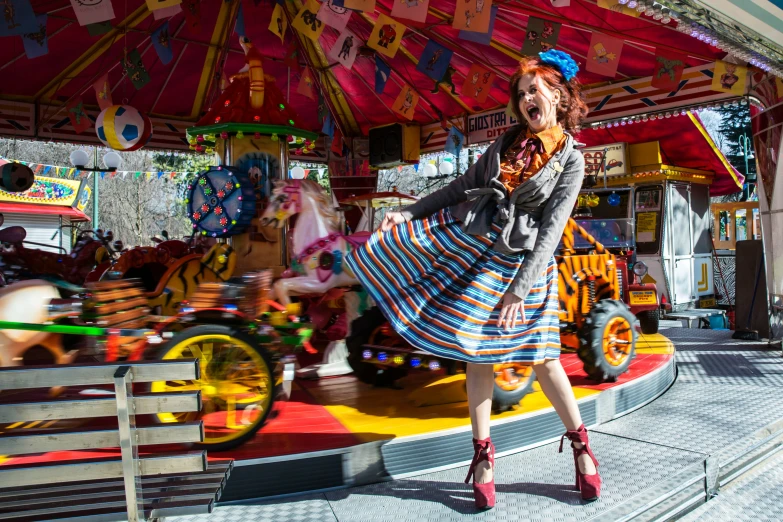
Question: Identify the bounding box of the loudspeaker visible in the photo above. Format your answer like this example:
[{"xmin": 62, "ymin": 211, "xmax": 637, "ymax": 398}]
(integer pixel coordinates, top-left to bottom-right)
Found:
[{"xmin": 369, "ymin": 124, "xmax": 420, "ymax": 167}]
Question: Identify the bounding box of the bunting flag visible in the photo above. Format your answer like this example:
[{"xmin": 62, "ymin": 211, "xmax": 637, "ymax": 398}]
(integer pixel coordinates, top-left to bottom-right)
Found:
[
  {"xmin": 776, "ymin": 77, "xmax": 783, "ymax": 100},
  {"xmin": 416, "ymin": 40, "xmax": 453, "ymax": 82},
  {"xmin": 392, "ymin": 85, "xmax": 420, "ymax": 120},
  {"xmin": 461, "ymin": 63, "xmax": 495, "ymax": 103},
  {"xmin": 651, "ymin": 48, "xmax": 687, "ymax": 91},
  {"xmin": 328, "ymin": 29, "xmax": 361, "ymax": 70},
  {"xmin": 596, "ymin": 0, "xmax": 640, "ymax": 18},
  {"xmin": 521, "ymin": 17, "xmax": 560, "ymax": 56},
  {"xmin": 284, "ymin": 41, "xmax": 300, "ymax": 69},
  {"xmin": 343, "ymin": 0, "xmax": 375, "ymax": 12},
  {"xmin": 318, "ymin": 0, "xmax": 352, "ymax": 31},
  {"xmin": 123, "ymin": 48, "xmax": 151, "ymax": 89},
  {"xmin": 712, "ymin": 60, "xmax": 747, "ymax": 96},
  {"xmin": 331, "ymin": 127, "xmax": 344, "ymax": 156},
  {"xmin": 234, "ymin": 3, "xmax": 245, "ymax": 35},
  {"xmin": 375, "ymin": 58, "xmax": 391, "ymax": 94},
  {"xmin": 586, "ymin": 32, "xmax": 623, "ymax": 78},
  {"xmin": 152, "ymin": 22, "xmax": 174, "ymax": 65},
  {"xmin": 322, "ymin": 113, "xmax": 335, "ymax": 137},
  {"xmin": 145, "ymin": 0, "xmax": 181, "ymax": 12},
  {"xmin": 182, "ymin": 0, "xmax": 202, "ymax": 35},
  {"xmin": 292, "ymin": 0, "xmax": 326, "ymax": 42},
  {"xmin": 452, "ymin": 0, "xmax": 493, "ymax": 34},
  {"xmin": 0, "ymin": 0, "xmax": 38, "ymax": 36},
  {"xmin": 66, "ymin": 97, "xmax": 92, "ymax": 134},
  {"xmin": 459, "ymin": 5, "xmax": 497, "ymax": 45},
  {"xmin": 367, "ymin": 13, "xmax": 405, "ymax": 59},
  {"xmin": 550, "ymin": 0, "xmax": 570, "ymax": 5},
  {"xmin": 268, "ymin": 3, "xmax": 287, "ymax": 43},
  {"xmin": 70, "ymin": 0, "xmax": 115, "ymax": 26},
  {"xmin": 297, "ymin": 67, "xmax": 317, "ymax": 100},
  {"xmin": 391, "ymin": 0, "xmax": 429, "ymax": 23},
  {"xmin": 86, "ymin": 21, "xmax": 112, "ymax": 36},
  {"xmin": 21, "ymin": 14, "xmax": 48, "ymax": 59},
  {"xmin": 93, "ymin": 73, "xmax": 113, "ymax": 110},
  {"xmin": 445, "ymin": 126, "xmax": 464, "ymax": 158},
  {"xmin": 153, "ymin": 4, "xmax": 182, "ymax": 20}
]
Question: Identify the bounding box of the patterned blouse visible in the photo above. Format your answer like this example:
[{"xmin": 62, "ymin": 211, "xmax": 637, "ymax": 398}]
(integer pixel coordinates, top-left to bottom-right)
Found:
[{"xmin": 499, "ymin": 125, "xmax": 567, "ymax": 193}]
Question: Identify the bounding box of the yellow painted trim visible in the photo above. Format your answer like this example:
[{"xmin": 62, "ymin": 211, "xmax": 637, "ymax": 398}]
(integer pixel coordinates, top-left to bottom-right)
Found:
[
  {"xmin": 35, "ymin": 6, "xmax": 151, "ymax": 101},
  {"xmin": 189, "ymin": 1, "xmax": 238, "ymax": 120},
  {"xmin": 103, "ymin": 105, "xmax": 123, "ymax": 150},
  {"xmin": 688, "ymin": 110, "xmax": 743, "ymax": 190}
]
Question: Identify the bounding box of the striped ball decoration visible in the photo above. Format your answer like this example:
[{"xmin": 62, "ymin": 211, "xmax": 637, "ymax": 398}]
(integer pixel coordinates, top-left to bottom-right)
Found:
[
  {"xmin": 187, "ymin": 166, "xmax": 256, "ymax": 238},
  {"xmin": 96, "ymin": 105, "xmax": 152, "ymax": 151}
]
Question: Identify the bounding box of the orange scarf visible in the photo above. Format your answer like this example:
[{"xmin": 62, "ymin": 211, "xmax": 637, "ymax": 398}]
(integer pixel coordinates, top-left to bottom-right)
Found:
[{"xmin": 499, "ymin": 126, "xmax": 567, "ymax": 193}]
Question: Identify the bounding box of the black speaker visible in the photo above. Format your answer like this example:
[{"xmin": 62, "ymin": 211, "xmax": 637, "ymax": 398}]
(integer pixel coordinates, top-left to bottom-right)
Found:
[{"xmin": 369, "ymin": 124, "xmax": 420, "ymax": 167}]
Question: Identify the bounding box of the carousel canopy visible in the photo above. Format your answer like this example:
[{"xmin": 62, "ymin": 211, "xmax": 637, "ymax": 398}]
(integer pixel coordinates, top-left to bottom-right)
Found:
[{"xmin": 2, "ymin": 0, "xmax": 770, "ymax": 148}]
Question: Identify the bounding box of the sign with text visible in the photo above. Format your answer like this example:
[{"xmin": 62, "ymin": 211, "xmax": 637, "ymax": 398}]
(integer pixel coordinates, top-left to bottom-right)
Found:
[
  {"xmin": 467, "ymin": 108, "xmax": 518, "ymax": 145},
  {"xmin": 581, "ymin": 142, "xmax": 629, "ymax": 177}
]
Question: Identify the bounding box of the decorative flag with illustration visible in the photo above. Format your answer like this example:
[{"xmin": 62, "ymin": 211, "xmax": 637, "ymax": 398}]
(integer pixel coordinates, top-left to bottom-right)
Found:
[
  {"xmin": 521, "ymin": 17, "xmax": 560, "ymax": 56},
  {"xmin": 322, "ymin": 114, "xmax": 335, "ymax": 138},
  {"xmin": 234, "ymin": 3, "xmax": 245, "ymax": 35},
  {"xmin": 153, "ymin": 4, "xmax": 182, "ymax": 20},
  {"xmin": 651, "ymin": 48, "xmax": 687, "ymax": 91},
  {"xmin": 69, "ymin": 0, "xmax": 114, "ymax": 27},
  {"xmin": 93, "ymin": 74, "xmax": 113, "ymax": 110},
  {"xmin": 152, "ymin": 22, "xmax": 174, "ymax": 65},
  {"xmin": 416, "ymin": 40, "xmax": 453, "ymax": 82},
  {"xmin": 461, "ymin": 63, "xmax": 495, "ymax": 103},
  {"xmin": 331, "ymin": 127, "xmax": 345, "ymax": 156},
  {"xmin": 298, "ymin": 68, "xmax": 317, "ymax": 100},
  {"xmin": 459, "ymin": 5, "xmax": 497, "ymax": 45},
  {"xmin": 123, "ymin": 48, "xmax": 151, "ymax": 90},
  {"xmin": 445, "ymin": 126, "xmax": 464, "ymax": 158},
  {"xmin": 586, "ymin": 32, "xmax": 623, "ymax": 78},
  {"xmin": 328, "ymin": 30, "xmax": 361, "ymax": 70},
  {"xmin": 269, "ymin": 3, "xmax": 287, "ymax": 44},
  {"xmin": 776, "ymin": 77, "xmax": 783, "ymax": 100},
  {"xmin": 712, "ymin": 60, "xmax": 747, "ymax": 96},
  {"xmin": 452, "ymin": 0, "xmax": 493, "ymax": 34},
  {"xmin": 367, "ymin": 13, "xmax": 405, "ymax": 59},
  {"xmin": 292, "ymin": 0, "xmax": 326, "ymax": 42},
  {"xmin": 183, "ymin": 0, "xmax": 201, "ymax": 35},
  {"xmin": 375, "ymin": 58, "xmax": 391, "ymax": 94},
  {"xmin": 392, "ymin": 85, "xmax": 420, "ymax": 120},
  {"xmin": 343, "ymin": 0, "xmax": 376, "ymax": 12},
  {"xmin": 21, "ymin": 14, "xmax": 48, "ymax": 59},
  {"xmin": 284, "ymin": 41, "xmax": 300, "ymax": 69},
  {"xmin": 66, "ymin": 97, "xmax": 92, "ymax": 134},
  {"xmin": 391, "ymin": 0, "xmax": 429, "ymax": 23},
  {"xmin": 145, "ymin": 0, "xmax": 181, "ymax": 12},
  {"xmin": 0, "ymin": 0, "xmax": 37, "ymax": 36},
  {"xmin": 318, "ymin": 0, "xmax": 352, "ymax": 31}
]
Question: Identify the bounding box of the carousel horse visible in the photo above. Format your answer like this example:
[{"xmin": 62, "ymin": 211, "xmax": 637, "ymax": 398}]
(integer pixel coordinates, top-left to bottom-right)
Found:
[{"xmin": 259, "ymin": 179, "xmax": 370, "ymax": 378}]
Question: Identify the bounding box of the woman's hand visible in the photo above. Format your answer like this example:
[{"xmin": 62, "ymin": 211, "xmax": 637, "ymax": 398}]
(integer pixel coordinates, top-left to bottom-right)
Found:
[
  {"xmin": 380, "ymin": 211, "xmax": 407, "ymax": 232},
  {"xmin": 497, "ymin": 292, "xmax": 526, "ymax": 330}
]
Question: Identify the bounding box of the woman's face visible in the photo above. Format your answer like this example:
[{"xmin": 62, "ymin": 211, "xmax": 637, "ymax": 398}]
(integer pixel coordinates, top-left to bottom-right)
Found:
[{"xmin": 517, "ymin": 73, "xmax": 561, "ymax": 133}]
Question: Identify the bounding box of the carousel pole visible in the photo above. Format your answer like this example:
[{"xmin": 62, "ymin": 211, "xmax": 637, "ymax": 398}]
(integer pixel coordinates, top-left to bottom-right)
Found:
[{"xmin": 93, "ymin": 148, "xmax": 99, "ymax": 227}]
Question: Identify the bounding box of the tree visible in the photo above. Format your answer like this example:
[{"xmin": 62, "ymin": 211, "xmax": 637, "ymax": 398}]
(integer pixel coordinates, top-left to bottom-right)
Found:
[{"xmin": 715, "ymin": 104, "xmax": 755, "ymax": 180}]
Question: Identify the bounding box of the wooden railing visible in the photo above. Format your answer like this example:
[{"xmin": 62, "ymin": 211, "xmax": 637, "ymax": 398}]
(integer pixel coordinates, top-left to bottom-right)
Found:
[{"xmin": 711, "ymin": 201, "xmax": 760, "ymax": 250}]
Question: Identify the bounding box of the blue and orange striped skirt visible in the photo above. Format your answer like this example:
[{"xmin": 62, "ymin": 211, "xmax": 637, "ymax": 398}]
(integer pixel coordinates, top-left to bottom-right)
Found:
[{"xmin": 345, "ymin": 208, "xmax": 561, "ymax": 365}]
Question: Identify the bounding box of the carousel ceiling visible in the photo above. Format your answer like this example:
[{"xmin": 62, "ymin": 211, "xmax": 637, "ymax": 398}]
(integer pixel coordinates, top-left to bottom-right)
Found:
[{"xmin": 1, "ymin": 0, "xmax": 751, "ymax": 142}]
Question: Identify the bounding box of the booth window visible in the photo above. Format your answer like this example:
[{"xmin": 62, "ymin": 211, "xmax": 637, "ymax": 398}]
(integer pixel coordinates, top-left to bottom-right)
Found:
[{"xmin": 635, "ymin": 186, "xmax": 663, "ymax": 255}]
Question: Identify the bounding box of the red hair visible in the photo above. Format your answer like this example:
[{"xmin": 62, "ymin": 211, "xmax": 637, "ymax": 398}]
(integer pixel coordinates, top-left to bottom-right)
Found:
[{"xmin": 508, "ymin": 56, "xmax": 588, "ymax": 134}]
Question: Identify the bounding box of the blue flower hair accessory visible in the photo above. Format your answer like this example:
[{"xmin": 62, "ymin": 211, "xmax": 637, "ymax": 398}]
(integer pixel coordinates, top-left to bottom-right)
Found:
[{"xmin": 538, "ymin": 49, "xmax": 579, "ymax": 81}]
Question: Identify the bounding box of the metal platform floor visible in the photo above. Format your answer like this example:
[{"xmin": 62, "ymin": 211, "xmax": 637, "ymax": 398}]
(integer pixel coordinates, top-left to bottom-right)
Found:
[{"xmin": 170, "ymin": 330, "xmax": 783, "ymax": 522}]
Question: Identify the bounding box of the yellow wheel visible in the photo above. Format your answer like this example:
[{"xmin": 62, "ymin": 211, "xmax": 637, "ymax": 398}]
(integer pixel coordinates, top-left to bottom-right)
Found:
[
  {"xmin": 578, "ymin": 300, "xmax": 637, "ymax": 382},
  {"xmin": 150, "ymin": 325, "xmax": 274, "ymax": 451},
  {"xmin": 492, "ymin": 364, "xmax": 536, "ymax": 412}
]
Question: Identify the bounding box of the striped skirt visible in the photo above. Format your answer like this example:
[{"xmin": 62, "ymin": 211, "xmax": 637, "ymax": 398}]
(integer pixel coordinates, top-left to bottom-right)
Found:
[{"xmin": 345, "ymin": 208, "xmax": 561, "ymax": 365}]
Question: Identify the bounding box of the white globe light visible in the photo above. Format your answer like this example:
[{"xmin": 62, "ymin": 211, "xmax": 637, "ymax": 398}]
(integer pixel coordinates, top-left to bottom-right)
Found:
[
  {"xmin": 102, "ymin": 151, "xmax": 122, "ymax": 170},
  {"xmin": 422, "ymin": 163, "xmax": 438, "ymax": 177},
  {"xmin": 70, "ymin": 149, "xmax": 90, "ymax": 168},
  {"xmin": 290, "ymin": 166, "xmax": 306, "ymax": 179},
  {"xmin": 439, "ymin": 161, "xmax": 454, "ymax": 175}
]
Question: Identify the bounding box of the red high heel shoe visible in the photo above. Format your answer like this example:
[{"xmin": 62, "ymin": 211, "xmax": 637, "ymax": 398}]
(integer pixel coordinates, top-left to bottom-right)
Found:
[
  {"xmin": 559, "ymin": 424, "xmax": 601, "ymax": 501},
  {"xmin": 464, "ymin": 437, "xmax": 495, "ymax": 510}
]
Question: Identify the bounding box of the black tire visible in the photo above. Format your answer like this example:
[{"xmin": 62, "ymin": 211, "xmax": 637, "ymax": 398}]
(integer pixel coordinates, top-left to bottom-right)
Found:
[
  {"xmin": 346, "ymin": 307, "xmax": 408, "ymax": 387},
  {"xmin": 492, "ymin": 365, "xmax": 536, "ymax": 412},
  {"xmin": 637, "ymin": 309, "xmax": 660, "ymax": 335},
  {"xmin": 150, "ymin": 324, "xmax": 275, "ymax": 452},
  {"xmin": 579, "ymin": 300, "xmax": 637, "ymax": 382}
]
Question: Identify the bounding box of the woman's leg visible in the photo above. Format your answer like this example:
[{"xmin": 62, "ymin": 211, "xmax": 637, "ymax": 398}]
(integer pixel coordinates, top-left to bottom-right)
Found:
[
  {"xmin": 466, "ymin": 363, "xmax": 495, "ymax": 483},
  {"xmin": 532, "ymin": 359, "xmax": 597, "ymax": 475}
]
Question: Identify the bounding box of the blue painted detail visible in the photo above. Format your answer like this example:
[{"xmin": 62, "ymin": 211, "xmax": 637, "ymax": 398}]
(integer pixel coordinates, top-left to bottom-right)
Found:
[
  {"xmin": 115, "ymin": 106, "xmax": 126, "ymax": 116},
  {"xmin": 622, "ymin": 85, "xmax": 638, "ymax": 94},
  {"xmin": 595, "ymin": 95, "xmax": 612, "ymax": 111},
  {"xmin": 166, "ymin": 123, "xmax": 178, "ymax": 132},
  {"xmin": 668, "ymin": 79, "xmax": 689, "ymax": 97},
  {"xmin": 97, "ymin": 126, "xmax": 106, "ymax": 141},
  {"xmin": 640, "ymin": 98, "xmax": 657, "ymax": 106},
  {"xmin": 53, "ymin": 118, "xmax": 70, "ymax": 129},
  {"xmin": 332, "ymin": 250, "xmax": 343, "ymax": 275},
  {"xmin": 702, "ymin": 68, "xmax": 714, "ymax": 78},
  {"xmin": 122, "ymin": 124, "xmax": 139, "ymax": 141}
]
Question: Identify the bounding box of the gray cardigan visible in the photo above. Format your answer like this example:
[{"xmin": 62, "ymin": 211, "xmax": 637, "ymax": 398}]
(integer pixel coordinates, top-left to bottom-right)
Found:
[{"xmin": 400, "ymin": 125, "xmax": 585, "ymax": 300}]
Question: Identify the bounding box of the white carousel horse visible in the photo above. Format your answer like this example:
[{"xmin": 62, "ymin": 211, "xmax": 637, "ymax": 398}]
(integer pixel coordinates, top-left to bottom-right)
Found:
[{"xmin": 259, "ymin": 179, "xmax": 371, "ymax": 378}]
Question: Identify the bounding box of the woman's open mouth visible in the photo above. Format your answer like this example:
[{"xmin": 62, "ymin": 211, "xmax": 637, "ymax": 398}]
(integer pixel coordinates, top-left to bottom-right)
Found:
[{"xmin": 526, "ymin": 104, "xmax": 541, "ymax": 122}]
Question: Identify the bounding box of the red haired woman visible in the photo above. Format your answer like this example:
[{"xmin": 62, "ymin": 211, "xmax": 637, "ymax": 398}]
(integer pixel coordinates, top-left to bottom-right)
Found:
[{"xmin": 346, "ymin": 50, "xmax": 600, "ymax": 509}]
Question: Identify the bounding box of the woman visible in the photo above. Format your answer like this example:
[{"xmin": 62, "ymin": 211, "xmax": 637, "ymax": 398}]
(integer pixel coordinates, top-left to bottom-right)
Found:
[{"xmin": 346, "ymin": 50, "xmax": 600, "ymax": 509}]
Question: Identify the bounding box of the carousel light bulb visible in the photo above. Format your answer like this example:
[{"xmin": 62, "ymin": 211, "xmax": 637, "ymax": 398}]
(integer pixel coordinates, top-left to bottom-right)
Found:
[
  {"xmin": 645, "ymin": 5, "xmax": 655, "ymax": 16},
  {"xmin": 618, "ymin": 0, "xmax": 628, "ymax": 3},
  {"xmin": 627, "ymin": 0, "xmax": 638, "ymax": 8},
  {"xmin": 653, "ymin": 6, "xmax": 663, "ymax": 20}
]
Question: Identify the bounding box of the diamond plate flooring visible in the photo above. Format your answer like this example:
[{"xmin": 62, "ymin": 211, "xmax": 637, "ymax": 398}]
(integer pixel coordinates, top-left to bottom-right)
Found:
[{"xmin": 168, "ymin": 330, "xmax": 783, "ymax": 522}]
